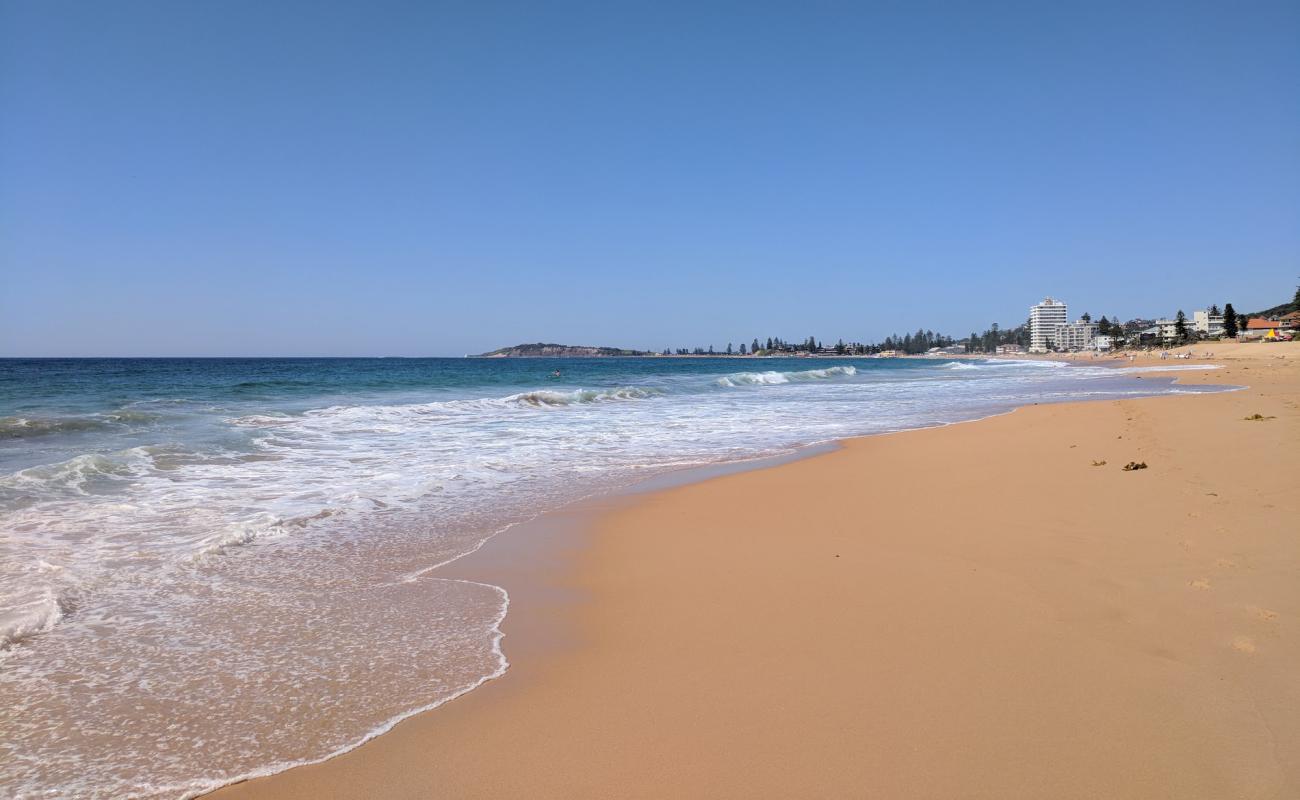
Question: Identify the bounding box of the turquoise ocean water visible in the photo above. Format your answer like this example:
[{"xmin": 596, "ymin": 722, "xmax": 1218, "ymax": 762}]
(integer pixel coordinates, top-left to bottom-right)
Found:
[{"xmin": 0, "ymin": 356, "xmax": 1223, "ymax": 798}]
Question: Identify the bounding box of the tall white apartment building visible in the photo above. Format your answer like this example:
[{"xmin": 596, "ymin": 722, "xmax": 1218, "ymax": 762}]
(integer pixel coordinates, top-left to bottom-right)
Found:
[{"xmin": 1029, "ymin": 297, "xmax": 1068, "ymax": 352}]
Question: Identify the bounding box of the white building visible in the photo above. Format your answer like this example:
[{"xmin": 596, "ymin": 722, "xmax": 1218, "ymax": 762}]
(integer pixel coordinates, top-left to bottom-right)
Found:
[
  {"xmin": 1029, "ymin": 297, "xmax": 1068, "ymax": 352},
  {"xmin": 1052, "ymin": 319, "xmax": 1099, "ymax": 351},
  {"xmin": 1193, "ymin": 309, "xmax": 1224, "ymax": 338},
  {"xmin": 1094, "ymin": 335, "xmax": 1113, "ymax": 351},
  {"xmin": 1156, "ymin": 319, "xmax": 1182, "ymax": 343}
]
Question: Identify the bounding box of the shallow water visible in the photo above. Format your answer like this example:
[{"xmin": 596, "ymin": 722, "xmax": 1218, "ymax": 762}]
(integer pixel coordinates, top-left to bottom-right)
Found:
[{"xmin": 0, "ymin": 356, "xmax": 1223, "ymax": 798}]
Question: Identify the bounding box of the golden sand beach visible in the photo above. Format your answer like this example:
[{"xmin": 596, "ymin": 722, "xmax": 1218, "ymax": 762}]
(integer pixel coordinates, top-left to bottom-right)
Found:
[{"xmin": 212, "ymin": 342, "xmax": 1299, "ymax": 799}]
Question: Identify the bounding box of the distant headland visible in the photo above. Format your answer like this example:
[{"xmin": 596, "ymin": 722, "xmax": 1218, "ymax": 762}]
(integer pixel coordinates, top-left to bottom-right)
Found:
[{"xmin": 472, "ymin": 343, "xmax": 652, "ymax": 358}]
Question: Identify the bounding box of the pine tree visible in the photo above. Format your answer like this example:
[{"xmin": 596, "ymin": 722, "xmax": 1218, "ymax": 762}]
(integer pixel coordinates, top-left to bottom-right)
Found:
[
  {"xmin": 1174, "ymin": 310, "xmax": 1189, "ymax": 343},
  {"xmin": 1223, "ymin": 304, "xmax": 1238, "ymax": 338},
  {"xmin": 739, "ymin": 343, "xmax": 747, "ymax": 355},
  {"xmin": 726, "ymin": 342, "xmax": 733, "ymax": 355},
  {"xmin": 752, "ymin": 338, "xmax": 760, "ymax": 354}
]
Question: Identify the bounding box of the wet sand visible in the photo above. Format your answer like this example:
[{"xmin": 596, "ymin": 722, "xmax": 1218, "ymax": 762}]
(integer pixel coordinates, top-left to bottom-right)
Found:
[{"xmin": 211, "ymin": 342, "xmax": 1300, "ymax": 799}]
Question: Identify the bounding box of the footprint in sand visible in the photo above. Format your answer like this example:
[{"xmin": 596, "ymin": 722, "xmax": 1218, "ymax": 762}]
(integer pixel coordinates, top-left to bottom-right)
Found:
[
  {"xmin": 1247, "ymin": 606, "xmax": 1279, "ymax": 622},
  {"xmin": 1215, "ymin": 558, "xmax": 1238, "ymax": 568},
  {"xmin": 1189, "ymin": 579, "xmax": 1211, "ymax": 590},
  {"xmin": 1232, "ymin": 636, "xmax": 1257, "ymax": 654}
]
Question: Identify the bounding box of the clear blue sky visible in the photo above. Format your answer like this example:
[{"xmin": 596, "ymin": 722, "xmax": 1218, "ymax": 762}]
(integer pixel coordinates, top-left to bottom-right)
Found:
[{"xmin": 2, "ymin": 0, "xmax": 1297, "ymax": 356}]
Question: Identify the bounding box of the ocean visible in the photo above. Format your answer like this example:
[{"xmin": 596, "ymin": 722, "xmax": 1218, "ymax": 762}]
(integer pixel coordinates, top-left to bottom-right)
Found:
[{"xmin": 0, "ymin": 356, "xmax": 1223, "ymax": 798}]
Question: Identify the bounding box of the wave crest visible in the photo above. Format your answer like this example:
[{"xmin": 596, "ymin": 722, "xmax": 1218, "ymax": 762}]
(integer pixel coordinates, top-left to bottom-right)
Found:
[
  {"xmin": 0, "ymin": 410, "xmax": 162, "ymax": 439},
  {"xmin": 715, "ymin": 365, "xmax": 856, "ymax": 387},
  {"xmin": 0, "ymin": 416, "xmax": 111, "ymax": 439},
  {"xmin": 1, "ymin": 453, "xmax": 142, "ymax": 498},
  {"xmin": 507, "ymin": 386, "xmax": 663, "ymax": 407},
  {"xmin": 0, "ymin": 588, "xmax": 72, "ymax": 653}
]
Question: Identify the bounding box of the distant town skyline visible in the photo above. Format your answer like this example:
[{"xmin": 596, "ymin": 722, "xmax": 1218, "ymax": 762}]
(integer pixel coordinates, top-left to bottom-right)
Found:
[{"xmin": 3, "ymin": 1, "xmax": 1297, "ymax": 357}]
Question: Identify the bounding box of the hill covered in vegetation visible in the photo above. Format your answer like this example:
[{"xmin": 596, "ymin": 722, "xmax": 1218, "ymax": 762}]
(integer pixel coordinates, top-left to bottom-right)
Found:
[{"xmin": 473, "ymin": 343, "xmax": 652, "ymax": 357}]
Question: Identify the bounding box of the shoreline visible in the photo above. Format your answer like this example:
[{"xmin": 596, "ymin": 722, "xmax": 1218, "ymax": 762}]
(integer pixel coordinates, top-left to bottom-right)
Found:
[{"xmin": 209, "ymin": 343, "xmax": 1298, "ymax": 799}]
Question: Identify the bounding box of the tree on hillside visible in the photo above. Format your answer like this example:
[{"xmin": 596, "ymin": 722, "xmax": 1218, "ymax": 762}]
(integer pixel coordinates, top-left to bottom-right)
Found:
[
  {"xmin": 1223, "ymin": 304, "xmax": 1238, "ymax": 338},
  {"xmin": 1081, "ymin": 312, "xmax": 1091, "ymax": 323},
  {"xmin": 1174, "ymin": 310, "xmax": 1189, "ymax": 343},
  {"xmin": 1209, "ymin": 304, "xmax": 1220, "ymax": 316},
  {"xmin": 1098, "ymin": 317, "xmax": 1112, "ymax": 335}
]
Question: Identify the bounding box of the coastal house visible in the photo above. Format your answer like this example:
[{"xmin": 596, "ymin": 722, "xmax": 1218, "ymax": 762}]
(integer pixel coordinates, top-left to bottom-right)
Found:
[
  {"xmin": 995, "ymin": 343, "xmax": 1024, "ymax": 355},
  {"xmin": 1242, "ymin": 318, "xmax": 1292, "ymax": 341},
  {"xmin": 1094, "ymin": 335, "xmax": 1113, "ymax": 351},
  {"xmin": 1133, "ymin": 325, "xmax": 1161, "ymax": 345}
]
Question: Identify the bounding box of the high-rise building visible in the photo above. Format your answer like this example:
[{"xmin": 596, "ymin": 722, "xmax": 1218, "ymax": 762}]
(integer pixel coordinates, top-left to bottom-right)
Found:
[{"xmin": 1029, "ymin": 297, "xmax": 1068, "ymax": 352}]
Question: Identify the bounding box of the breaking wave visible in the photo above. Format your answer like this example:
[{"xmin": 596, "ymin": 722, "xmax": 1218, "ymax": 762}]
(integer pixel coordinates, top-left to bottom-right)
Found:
[
  {"xmin": 715, "ymin": 365, "xmax": 857, "ymax": 387},
  {"xmin": 0, "ymin": 410, "xmax": 162, "ymax": 439},
  {"xmin": 0, "ymin": 416, "xmax": 112, "ymax": 439},
  {"xmin": 0, "ymin": 588, "xmax": 69, "ymax": 653},
  {"xmin": 506, "ymin": 386, "xmax": 664, "ymax": 406},
  {"xmin": 0, "ymin": 452, "xmax": 143, "ymax": 499}
]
